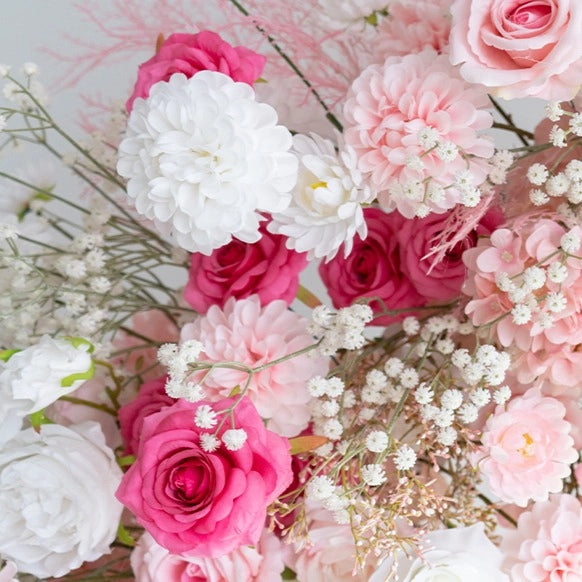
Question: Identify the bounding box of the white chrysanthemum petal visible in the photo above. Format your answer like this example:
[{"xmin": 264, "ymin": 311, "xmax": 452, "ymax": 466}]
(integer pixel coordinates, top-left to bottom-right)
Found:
[{"xmin": 117, "ymin": 71, "xmax": 298, "ymax": 254}]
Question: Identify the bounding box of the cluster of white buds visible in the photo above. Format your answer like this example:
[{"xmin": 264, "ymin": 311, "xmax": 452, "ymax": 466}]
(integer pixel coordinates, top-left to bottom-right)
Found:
[
  {"xmin": 527, "ymin": 159, "xmax": 582, "ymax": 206},
  {"xmin": 158, "ymin": 340, "xmax": 206, "ymax": 402},
  {"xmin": 309, "ymin": 304, "xmax": 373, "ymax": 355}
]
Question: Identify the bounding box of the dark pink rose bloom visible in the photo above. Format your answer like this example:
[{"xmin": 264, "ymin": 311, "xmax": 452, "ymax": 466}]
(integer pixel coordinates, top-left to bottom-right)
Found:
[
  {"xmin": 126, "ymin": 31, "xmax": 267, "ymax": 111},
  {"xmin": 397, "ymin": 207, "xmax": 504, "ymax": 303},
  {"xmin": 184, "ymin": 223, "xmax": 307, "ymax": 313},
  {"xmin": 116, "ymin": 397, "xmax": 292, "ymax": 557},
  {"xmin": 118, "ymin": 376, "xmax": 176, "ymax": 456},
  {"xmin": 319, "ymin": 207, "xmax": 425, "ymax": 325}
]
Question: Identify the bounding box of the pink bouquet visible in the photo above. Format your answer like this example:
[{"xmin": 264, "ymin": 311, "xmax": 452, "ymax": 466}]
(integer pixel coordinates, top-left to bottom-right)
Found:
[{"xmin": 1, "ymin": 1, "xmax": 582, "ymax": 580}]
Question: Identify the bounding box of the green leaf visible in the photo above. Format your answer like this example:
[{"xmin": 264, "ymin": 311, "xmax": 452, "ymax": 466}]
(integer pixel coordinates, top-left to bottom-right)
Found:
[
  {"xmin": 29, "ymin": 410, "xmax": 53, "ymax": 430},
  {"xmin": 117, "ymin": 524, "xmax": 136, "ymax": 547},
  {"xmin": 64, "ymin": 336, "xmax": 95, "ymax": 353},
  {"xmin": 117, "ymin": 455, "xmax": 136, "ymax": 468},
  {"xmin": 282, "ymin": 566, "xmax": 297, "ymax": 580},
  {"xmin": 0, "ymin": 349, "xmax": 20, "ymax": 362},
  {"xmin": 228, "ymin": 385, "xmax": 241, "ymax": 397},
  {"xmin": 61, "ymin": 359, "xmax": 95, "ymax": 388}
]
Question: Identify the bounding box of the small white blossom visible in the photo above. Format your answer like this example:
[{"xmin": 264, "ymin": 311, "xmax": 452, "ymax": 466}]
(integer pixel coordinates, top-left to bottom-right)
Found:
[
  {"xmin": 546, "ymin": 291, "xmax": 567, "ymax": 313},
  {"xmin": 565, "ymin": 160, "xmax": 582, "ymax": 182},
  {"xmin": 321, "ymin": 399, "xmax": 340, "ymax": 417},
  {"xmin": 365, "ymin": 430, "xmax": 388, "ymax": 453},
  {"xmin": 434, "ymin": 408, "xmax": 455, "ymax": 428},
  {"xmin": 530, "ymin": 188, "xmax": 550, "ymax": 206},
  {"xmin": 366, "ymin": 369, "xmax": 387, "ymax": 390},
  {"xmin": 393, "ymin": 445, "xmax": 417, "ymax": 471},
  {"xmin": 547, "ymin": 262, "xmax": 568, "ymax": 283},
  {"xmin": 511, "ymin": 303, "xmax": 532, "ymax": 325},
  {"xmin": 545, "ymin": 101, "xmax": 564, "ymax": 122},
  {"xmin": 522, "ymin": 266, "xmax": 546, "ymax": 290},
  {"xmin": 436, "ymin": 141, "xmax": 458, "ymax": 162},
  {"xmin": 458, "ymin": 403, "xmax": 479, "ymax": 424},
  {"xmin": 569, "ymin": 113, "xmax": 582, "ymax": 136},
  {"xmin": 200, "ymin": 433, "xmax": 220, "ymax": 452},
  {"xmin": 495, "ymin": 272, "xmax": 514, "ymax": 292},
  {"xmin": 222, "ymin": 428, "xmax": 247, "ymax": 451},
  {"xmin": 158, "ymin": 343, "xmax": 179, "ymax": 366},
  {"xmin": 194, "ymin": 405, "xmax": 218, "ymax": 429},
  {"xmin": 451, "ymin": 349, "xmax": 471, "ymax": 369},
  {"xmin": 561, "ymin": 230, "xmax": 581, "ymax": 253},
  {"xmin": 526, "ymin": 163, "xmax": 549, "ymax": 185},
  {"xmin": 399, "ymin": 368, "xmax": 419, "ymax": 389},
  {"xmin": 308, "ymin": 376, "xmax": 329, "ymax": 398},
  {"xmin": 402, "ymin": 316, "xmax": 420, "ymax": 336},
  {"xmin": 546, "ymin": 174, "xmax": 570, "ymax": 197},
  {"xmin": 384, "ymin": 357, "xmax": 404, "ymax": 378},
  {"xmin": 322, "ymin": 418, "xmax": 343, "ymax": 440},
  {"xmin": 435, "ymin": 338, "xmax": 455, "ymax": 355},
  {"xmin": 440, "ymin": 389, "xmax": 463, "ymax": 410},
  {"xmin": 414, "ymin": 382, "xmax": 434, "ymax": 405},
  {"xmin": 437, "ymin": 426, "xmax": 457, "ymax": 447},
  {"xmin": 549, "ymin": 125, "xmax": 567, "ymax": 147},
  {"xmin": 306, "ymin": 475, "xmax": 336, "ymax": 501},
  {"xmin": 418, "ymin": 127, "xmax": 439, "ymax": 149},
  {"xmin": 493, "ymin": 385, "xmax": 512, "ymax": 404},
  {"xmin": 324, "ymin": 377, "xmax": 345, "ymax": 398},
  {"xmin": 361, "ymin": 464, "xmax": 387, "ymax": 486},
  {"xmin": 470, "ymin": 388, "xmax": 491, "ymax": 407}
]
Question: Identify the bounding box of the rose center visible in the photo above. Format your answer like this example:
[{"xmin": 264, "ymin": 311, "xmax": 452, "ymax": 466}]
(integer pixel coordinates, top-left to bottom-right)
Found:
[
  {"xmin": 507, "ymin": 1, "xmax": 552, "ymax": 29},
  {"xmin": 169, "ymin": 459, "xmax": 212, "ymax": 503}
]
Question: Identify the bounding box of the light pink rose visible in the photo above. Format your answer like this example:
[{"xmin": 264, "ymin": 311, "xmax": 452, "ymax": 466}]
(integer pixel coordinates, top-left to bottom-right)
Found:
[
  {"xmin": 131, "ymin": 529, "xmax": 284, "ymax": 582},
  {"xmin": 501, "ymin": 494, "xmax": 582, "ymax": 581},
  {"xmin": 180, "ymin": 295, "xmax": 328, "ymax": 437},
  {"xmin": 283, "ymin": 501, "xmax": 376, "ymax": 582},
  {"xmin": 476, "ymin": 388, "xmax": 577, "ymax": 507},
  {"xmin": 184, "ymin": 222, "xmax": 307, "ymax": 313},
  {"xmin": 126, "ymin": 31, "xmax": 266, "ymax": 111},
  {"xmin": 449, "ymin": 0, "xmax": 582, "ymax": 100},
  {"xmin": 0, "ymin": 561, "xmax": 17, "ymax": 582},
  {"xmin": 118, "ymin": 375, "xmax": 176, "ymax": 455},
  {"xmin": 116, "ymin": 397, "xmax": 292, "ymax": 557},
  {"xmin": 318, "ymin": 207, "xmax": 425, "ymax": 325}
]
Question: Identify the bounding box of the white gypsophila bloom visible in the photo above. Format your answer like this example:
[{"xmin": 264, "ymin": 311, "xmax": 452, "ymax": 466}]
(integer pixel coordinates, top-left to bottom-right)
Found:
[
  {"xmin": 117, "ymin": 71, "xmax": 298, "ymax": 255},
  {"xmin": 366, "ymin": 369, "xmax": 387, "ymax": 390},
  {"xmin": 399, "ymin": 368, "xmax": 419, "ymax": 389},
  {"xmin": 194, "ymin": 404, "xmax": 218, "ymax": 429},
  {"xmin": 320, "ymin": 399, "xmax": 340, "ymax": 417},
  {"xmin": 199, "ymin": 433, "xmax": 220, "ymax": 453},
  {"xmin": 221, "ymin": 428, "xmax": 247, "ymax": 451},
  {"xmin": 394, "ymin": 445, "xmax": 417, "ymax": 471},
  {"xmin": 561, "ymin": 230, "xmax": 581, "ymax": 253},
  {"xmin": 414, "ymin": 382, "xmax": 434, "ymax": 405},
  {"xmin": 322, "ymin": 418, "xmax": 344, "ymax": 440},
  {"xmin": 306, "ymin": 475, "xmax": 336, "ymax": 501},
  {"xmin": 0, "ymin": 336, "xmax": 93, "ymax": 444},
  {"xmin": 361, "ymin": 464, "xmax": 387, "ymax": 487},
  {"xmin": 437, "ymin": 426, "xmax": 458, "ymax": 447},
  {"xmin": 530, "ymin": 188, "xmax": 550, "ymax": 206},
  {"xmin": 0, "ymin": 422, "xmax": 123, "ymax": 579},
  {"xmin": 440, "ymin": 389, "xmax": 463, "ymax": 411},
  {"xmin": 402, "ymin": 316, "xmax": 420, "ymax": 336},
  {"xmin": 384, "ymin": 357, "xmax": 404, "ymax": 378},
  {"xmin": 366, "ymin": 430, "xmax": 389, "ymax": 453},
  {"xmin": 493, "ymin": 385, "xmax": 512, "ymax": 405},
  {"xmin": 526, "ymin": 163, "xmax": 549, "ymax": 186},
  {"xmin": 268, "ymin": 133, "xmax": 374, "ymax": 261},
  {"xmin": 317, "ymin": 0, "xmax": 389, "ymax": 27}
]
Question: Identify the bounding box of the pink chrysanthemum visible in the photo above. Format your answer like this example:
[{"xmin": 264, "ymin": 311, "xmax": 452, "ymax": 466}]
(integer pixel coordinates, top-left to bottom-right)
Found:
[
  {"xmin": 180, "ymin": 296, "xmax": 329, "ymax": 437},
  {"xmin": 375, "ymin": 0, "xmax": 452, "ymax": 60},
  {"xmin": 476, "ymin": 388, "xmax": 577, "ymax": 507},
  {"xmin": 343, "ymin": 49, "xmax": 493, "ymax": 218},
  {"xmin": 501, "ymin": 494, "xmax": 582, "ymax": 581}
]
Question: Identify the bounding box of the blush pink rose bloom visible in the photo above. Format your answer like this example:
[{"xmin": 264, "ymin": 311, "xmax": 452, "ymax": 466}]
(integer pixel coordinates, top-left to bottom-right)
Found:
[
  {"xmin": 501, "ymin": 494, "xmax": 582, "ymax": 581},
  {"xmin": 476, "ymin": 388, "xmax": 577, "ymax": 507},
  {"xmin": 118, "ymin": 375, "xmax": 176, "ymax": 455},
  {"xmin": 184, "ymin": 222, "xmax": 307, "ymax": 313},
  {"xmin": 449, "ymin": 0, "xmax": 582, "ymax": 100},
  {"xmin": 126, "ymin": 31, "xmax": 266, "ymax": 111},
  {"xmin": 131, "ymin": 529, "xmax": 284, "ymax": 582},
  {"xmin": 116, "ymin": 397, "xmax": 292, "ymax": 557},
  {"xmin": 343, "ymin": 49, "xmax": 493, "ymax": 218},
  {"xmin": 180, "ymin": 295, "xmax": 328, "ymax": 437}
]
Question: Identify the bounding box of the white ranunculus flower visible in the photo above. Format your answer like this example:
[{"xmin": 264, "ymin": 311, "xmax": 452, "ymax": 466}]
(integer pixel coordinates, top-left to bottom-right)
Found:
[
  {"xmin": 0, "ymin": 335, "xmax": 93, "ymax": 444},
  {"xmin": 0, "ymin": 422, "xmax": 123, "ymax": 578},
  {"xmin": 369, "ymin": 524, "xmax": 509, "ymax": 582},
  {"xmin": 117, "ymin": 71, "xmax": 298, "ymax": 255},
  {"xmin": 268, "ymin": 133, "xmax": 374, "ymax": 261}
]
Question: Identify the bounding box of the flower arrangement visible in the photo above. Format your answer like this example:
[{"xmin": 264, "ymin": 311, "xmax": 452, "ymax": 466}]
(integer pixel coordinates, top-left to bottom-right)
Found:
[{"xmin": 1, "ymin": 1, "xmax": 582, "ymax": 580}]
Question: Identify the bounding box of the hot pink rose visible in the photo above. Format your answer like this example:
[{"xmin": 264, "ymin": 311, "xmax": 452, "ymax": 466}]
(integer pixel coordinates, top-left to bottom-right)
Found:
[
  {"xmin": 449, "ymin": 0, "xmax": 582, "ymax": 100},
  {"xmin": 396, "ymin": 206, "xmax": 504, "ymax": 303},
  {"xmin": 131, "ymin": 529, "xmax": 285, "ymax": 582},
  {"xmin": 118, "ymin": 376, "xmax": 176, "ymax": 455},
  {"xmin": 184, "ymin": 222, "xmax": 307, "ymax": 312},
  {"xmin": 318, "ymin": 207, "xmax": 426, "ymax": 325},
  {"xmin": 116, "ymin": 397, "xmax": 292, "ymax": 557},
  {"xmin": 126, "ymin": 31, "xmax": 267, "ymax": 111}
]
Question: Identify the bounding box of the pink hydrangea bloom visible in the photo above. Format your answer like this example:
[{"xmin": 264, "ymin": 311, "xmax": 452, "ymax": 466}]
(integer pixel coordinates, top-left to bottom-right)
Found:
[
  {"xmin": 343, "ymin": 49, "xmax": 493, "ymax": 218},
  {"xmin": 131, "ymin": 529, "xmax": 285, "ymax": 581},
  {"xmin": 375, "ymin": 0, "xmax": 452, "ymax": 60},
  {"xmin": 464, "ymin": 218, "xmax": 582, "ymax": 378},
  {"xmin": 449, "ymin": 0, "xmax": 582, "ymax": 101},
  {"xmin": 501, "ymin": 494, "xmax": 582, "ymax": 581},
  {"xmin": 183, "ymin": 221, "xmax": 307, "ymax": 313},
  {"xmin": 476, "ymin": 388, "xmax": 577, "ymax": 507},
  {"xmin": 180, "ymin": 296, "xmax": 329, "ymax": 437},
  {"xmin": 126, "ymin": 31, "xmax": 266, "ymax": 111}
]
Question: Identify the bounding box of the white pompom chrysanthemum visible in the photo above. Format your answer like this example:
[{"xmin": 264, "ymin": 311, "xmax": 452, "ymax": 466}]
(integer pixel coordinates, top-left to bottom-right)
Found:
[
  {"xmin": 268, "ymin": 133, "xmax": 374, "ymax": 261},
  {"xmin": 117, "ymin": 71, "xmax": 298, "ymax": 254}
]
